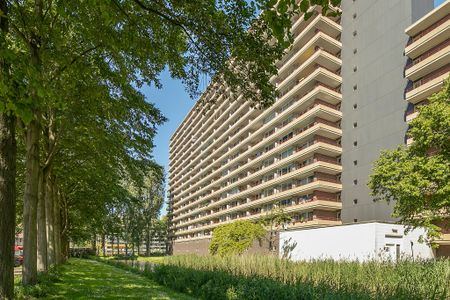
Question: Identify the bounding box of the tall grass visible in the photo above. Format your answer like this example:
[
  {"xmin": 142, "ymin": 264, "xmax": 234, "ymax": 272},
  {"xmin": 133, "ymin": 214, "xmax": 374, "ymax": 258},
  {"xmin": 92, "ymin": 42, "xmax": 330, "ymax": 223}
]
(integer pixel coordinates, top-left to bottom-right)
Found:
[{"xmin": 105, "ymin": 255, "xmax": 450, "ymax": 300}]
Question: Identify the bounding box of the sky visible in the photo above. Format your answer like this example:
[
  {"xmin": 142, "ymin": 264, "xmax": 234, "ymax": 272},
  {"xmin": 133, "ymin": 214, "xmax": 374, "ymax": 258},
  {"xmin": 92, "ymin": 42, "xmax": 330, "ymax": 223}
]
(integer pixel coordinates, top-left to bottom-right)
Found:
[
  {"xmin": 143, "ymin": 0, "xmax": 446, "ymax": 215},
  {"xmin": 141, "ymin": 70, "xmax": 195, "ymax": 214}
]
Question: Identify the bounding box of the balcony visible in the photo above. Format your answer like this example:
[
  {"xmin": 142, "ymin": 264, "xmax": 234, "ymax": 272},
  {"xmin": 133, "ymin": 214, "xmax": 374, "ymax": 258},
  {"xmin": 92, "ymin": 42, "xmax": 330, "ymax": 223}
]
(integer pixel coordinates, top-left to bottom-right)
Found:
[
  {"xmin": 405, "ymin": 14, "xmax": 450, "ymax": 58},
  {"xmin": 277, "ymin": 32, "xmax": 341, "ymax": 79},
  {"xmin": 277, "ymin": 15, "xmax": 341, "ymax": 70},
  {"xmin": 405, "ymin": 39, "xmax": 450, "ymax": 81},
  {"xmin": 405, "ymin": 63, "xmax": 450, "ymax": 104},
  {"xmin": 276, "ymin": 49, "xmax": 341, "ymax": 95}
]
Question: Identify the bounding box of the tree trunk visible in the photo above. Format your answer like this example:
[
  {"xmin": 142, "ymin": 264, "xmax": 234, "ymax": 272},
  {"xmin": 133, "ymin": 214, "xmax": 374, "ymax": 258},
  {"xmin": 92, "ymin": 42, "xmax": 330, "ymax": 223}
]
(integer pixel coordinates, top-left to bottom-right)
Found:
[
  {"xmin": 116, "ymin": 237, "xmax": 120, "ymax": 256},
  {"xmin": 111, "ymin": 237, "xmax": 114, "ymax": 256},
  {"xmin": 102, "ymin": 235, "xmax": 106, "ymax": 257},
  {"xmin": 45, "ymin": 172, "xmax": 55, "ymax": 266},
  {"xmin": 145, "ymin": 224, "xmax": 151, "ymax": 256},
  {"xmin": 22, "ymin": 118, "xmax": 40, "ymax": 286},
  {"xmin": 0, "ymin": 1, "xmax": 16, "ymax": 297},
  {"xmin": 91, "ymin": 233, "xmax": 97, "ymax": 253},
  {"xmin": 53, "ymin": 183, "xmax": 62, "ymax": 264},
  {"xmin": 0, "ymin": 112, "xmax": 16, "ymax": 299},
  {"xmin": 37, "ymin": 170, "xmax": 47, "ymax": 272},
  {"xmin": 60, "ymin": 192, "xmax": 68, "ymax": 262}
]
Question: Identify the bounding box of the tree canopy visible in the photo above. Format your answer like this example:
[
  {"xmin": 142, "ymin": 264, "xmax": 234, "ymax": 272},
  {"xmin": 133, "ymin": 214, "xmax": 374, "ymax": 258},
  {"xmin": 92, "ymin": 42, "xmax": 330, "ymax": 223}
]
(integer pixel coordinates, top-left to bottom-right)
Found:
[{"xmin": 369, "ymin": 77, "xmax": 450, "ymax": 242}]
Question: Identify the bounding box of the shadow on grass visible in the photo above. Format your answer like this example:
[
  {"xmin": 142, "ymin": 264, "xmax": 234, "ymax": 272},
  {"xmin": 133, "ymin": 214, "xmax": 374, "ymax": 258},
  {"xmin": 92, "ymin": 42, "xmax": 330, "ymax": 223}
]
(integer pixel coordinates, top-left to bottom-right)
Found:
[{"xmin": 16, "ymin": 258, "xmax": 193, "ymax": 300}]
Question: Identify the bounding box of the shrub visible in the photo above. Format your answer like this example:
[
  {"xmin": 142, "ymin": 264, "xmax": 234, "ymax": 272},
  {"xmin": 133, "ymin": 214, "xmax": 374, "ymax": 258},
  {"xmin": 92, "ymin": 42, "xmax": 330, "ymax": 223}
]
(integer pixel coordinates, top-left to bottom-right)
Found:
[{"xmin": 209, "ymin": 220, "xmax": 266, "ymax": 256}]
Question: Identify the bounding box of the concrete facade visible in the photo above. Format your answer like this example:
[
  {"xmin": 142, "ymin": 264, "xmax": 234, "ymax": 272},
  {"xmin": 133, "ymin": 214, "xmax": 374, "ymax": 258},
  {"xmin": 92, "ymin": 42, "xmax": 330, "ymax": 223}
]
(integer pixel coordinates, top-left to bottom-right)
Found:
[{"xmin": 340, "ymin": 0, "xmax": 433, "ymax": 224}]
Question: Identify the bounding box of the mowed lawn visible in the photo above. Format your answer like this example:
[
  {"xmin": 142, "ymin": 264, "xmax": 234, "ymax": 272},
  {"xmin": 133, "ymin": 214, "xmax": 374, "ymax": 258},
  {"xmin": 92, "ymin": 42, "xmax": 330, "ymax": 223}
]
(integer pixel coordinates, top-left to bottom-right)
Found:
[{"xmin": 42, "ymin": 258, "xmax": 193, "ymax": 300}]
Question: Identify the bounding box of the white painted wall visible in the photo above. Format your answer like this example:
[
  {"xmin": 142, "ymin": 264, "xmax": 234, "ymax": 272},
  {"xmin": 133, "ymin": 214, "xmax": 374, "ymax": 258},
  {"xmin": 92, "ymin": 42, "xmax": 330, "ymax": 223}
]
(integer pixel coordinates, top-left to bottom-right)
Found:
[{"xmin": 279, "ymin": 222, "xmax": 434, "ymax": 261}]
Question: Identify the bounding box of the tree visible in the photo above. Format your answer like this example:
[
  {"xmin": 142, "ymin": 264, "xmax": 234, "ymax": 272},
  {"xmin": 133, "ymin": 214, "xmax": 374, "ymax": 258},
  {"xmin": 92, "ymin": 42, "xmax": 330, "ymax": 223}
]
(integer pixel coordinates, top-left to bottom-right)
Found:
[
  {"xmin": 258, "ymin": 208, "xmax": 291, "ymax": 252},
  {"xmin": 369, "ymin": 77, "xmax": 450, "ymax": 242},
  {"xmin": 209, "ymin": 220, "xmax": 266, "ymax": 256}
]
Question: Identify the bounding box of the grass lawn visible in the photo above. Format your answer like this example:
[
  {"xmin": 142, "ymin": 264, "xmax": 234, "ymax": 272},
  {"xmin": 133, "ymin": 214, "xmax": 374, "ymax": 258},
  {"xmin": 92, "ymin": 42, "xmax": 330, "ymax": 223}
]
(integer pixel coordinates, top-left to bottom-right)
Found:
[{"xmin": 42, "ymin": 258, "xmax": 194, "ymax": 300}]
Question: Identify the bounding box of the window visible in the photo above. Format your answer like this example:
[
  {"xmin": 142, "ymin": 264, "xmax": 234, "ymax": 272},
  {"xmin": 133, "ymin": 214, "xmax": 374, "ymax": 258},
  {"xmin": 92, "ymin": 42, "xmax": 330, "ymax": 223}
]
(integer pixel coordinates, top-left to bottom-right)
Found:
[
  {"xmin": 353, "ymin": 30, "xmax": 357, "ymax": 36},
  {"xmin": 353, "ymin": 199, "xmax": 358, "ymax": 204},
  {"xmin": 353, "ymin": 66, "xmax": 357, "ymax": 72},
  {"xmin": 353, "ymin": 160, "xmax": 358, "ymax": 166},
  {"xmin": 353, "ymin": 141, "xmax": 358, "ymax": 146},
  {"xmin": 280, "ymin": 148, "xmax": 293, "ymax": 159},
  {"xmin": 353, "ymin": 103, "xmax": 357, "ymax": 109},
  {"xmin": 353, "ymin": 122, "xmax": 358, "ymax": 128},
  {"xmin": 263, "ymin": 157, "xmax": 275, "ymax": 168},
  {"xmin": 280, "ymin": 199, "xmax": 292, "ymax": 206},
  {"xmin": 263, "ymin": 112, "xmax": 276, "ymax": 124},
  {"xmin": 353, "ymin": 85, "xmax": 357, "ymax": 91},
  {"xmin": 264, "ymin": 143, "xmax": 275, "ymax": 152},
  {"xmin": 353, "ymin": 179, "xmax": 358, "ymax": 185},
  {"xmin": 354, "ymin": 218, "xmax": 358, "ymax": 223},
  {"xmin": 353, "ymin": 13, "xmax": 357, "ymax": 19},
  {"xmin": 278, "ymin": 164, "xmax": 293, "ymax": 176},
  {"xmin": 353, "ymin": 48, "xmax": 357, "ymax": 54}
]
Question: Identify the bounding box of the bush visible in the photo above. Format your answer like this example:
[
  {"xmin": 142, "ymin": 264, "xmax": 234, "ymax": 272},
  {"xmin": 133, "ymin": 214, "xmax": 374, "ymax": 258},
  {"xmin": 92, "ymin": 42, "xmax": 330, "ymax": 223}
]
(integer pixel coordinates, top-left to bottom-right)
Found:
[{"xmin": 209, "ymin": 220, "xmax": 266, "ymax": 256}]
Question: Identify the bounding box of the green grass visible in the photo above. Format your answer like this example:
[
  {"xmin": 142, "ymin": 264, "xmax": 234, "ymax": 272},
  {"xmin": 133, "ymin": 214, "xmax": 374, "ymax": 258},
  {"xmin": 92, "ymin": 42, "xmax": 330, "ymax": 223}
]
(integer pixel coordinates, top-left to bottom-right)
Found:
[{"xmin": 22, "ymin": 258, "xmax": 194, "ymax": 299}]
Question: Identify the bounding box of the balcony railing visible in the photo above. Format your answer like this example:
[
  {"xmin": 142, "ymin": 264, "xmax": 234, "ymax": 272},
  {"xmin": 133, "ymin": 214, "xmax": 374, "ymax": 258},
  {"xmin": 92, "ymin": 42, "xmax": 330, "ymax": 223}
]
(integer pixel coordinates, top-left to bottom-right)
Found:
[
  {"xmin": 406, "ymin": 63, "xmax": 450, "ymax": 93},
  {"xmin": 406, "ymin": 39, "xmax": 450, "ymax": 69},
  {"xmin": 407, "ymin": 14, "xmax": 450, "ymax": 46}
]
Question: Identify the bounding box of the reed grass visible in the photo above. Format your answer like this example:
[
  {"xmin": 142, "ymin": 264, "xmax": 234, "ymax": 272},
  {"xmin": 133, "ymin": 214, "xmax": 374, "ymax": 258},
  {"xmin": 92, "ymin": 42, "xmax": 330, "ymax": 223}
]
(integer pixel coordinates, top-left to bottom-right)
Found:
[{"xmin": 104, "ymin": 255, "xmax": 450, "ymax": 300}]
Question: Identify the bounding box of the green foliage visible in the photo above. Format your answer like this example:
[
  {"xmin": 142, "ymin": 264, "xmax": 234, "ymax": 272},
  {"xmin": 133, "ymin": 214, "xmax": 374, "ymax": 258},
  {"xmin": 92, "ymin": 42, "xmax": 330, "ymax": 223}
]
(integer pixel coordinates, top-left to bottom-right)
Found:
[
  {"xmin": 209, "ymin": 220, "xmax": 266, "ymax": 256},
  {"xmin": 369, "ymin": 77, "xmax": 450, "ymax": 241},
  {"xmin": 107, "ymin": 255, "xmax": 450, "ymax": 300},
  {"xmin": 258, "ymin": 208, "xmax": 292, "ymax": 251}
]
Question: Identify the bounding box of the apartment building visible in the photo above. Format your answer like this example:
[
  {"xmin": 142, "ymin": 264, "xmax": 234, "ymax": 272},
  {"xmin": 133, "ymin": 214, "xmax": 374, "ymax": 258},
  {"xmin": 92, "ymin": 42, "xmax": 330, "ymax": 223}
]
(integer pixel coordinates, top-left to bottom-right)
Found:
[
  {"xmin": 404, "ymin": 0, "xmax": 450, "ymax": 257},
  {"xmin": 168, "ymin": 1, "xmax": 435, "ymax": 255}
]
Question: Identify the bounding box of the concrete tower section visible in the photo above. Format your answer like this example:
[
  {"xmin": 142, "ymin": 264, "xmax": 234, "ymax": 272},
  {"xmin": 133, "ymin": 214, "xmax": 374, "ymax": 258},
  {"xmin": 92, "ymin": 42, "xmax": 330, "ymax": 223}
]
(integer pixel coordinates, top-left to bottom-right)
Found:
[{"xmin": 339, "ymin": 0, "xmax": 434, "ymax": 224}]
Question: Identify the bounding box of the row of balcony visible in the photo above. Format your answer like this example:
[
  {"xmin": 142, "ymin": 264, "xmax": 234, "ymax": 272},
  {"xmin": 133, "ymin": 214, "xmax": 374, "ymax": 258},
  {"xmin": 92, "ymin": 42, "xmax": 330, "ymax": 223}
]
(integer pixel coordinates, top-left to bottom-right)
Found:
[
  {"xmin": 172, "ymin": 167, "xmax": 341, "ymax": 229},
  {"xmin": 170, "ymin": 46, "xmax": 342, "ymax": 189},
  {"xmin": 173, "ymin": 117, "xmax": 342, "ymax": 212},
  {"xmin": 173, "ymin": 139, "xmax": 341, "ymax": 220},
  {"xmin": 171, "ymin": 97, "xmax": 341, "ymax": 204},
  {"xmin": 174, "ymin": 204, "xmax": 341, "ymax": 240},
  {"xmin": 170, "ymin": 67, "xmax": 342, "ymax": 195},
  {"xmin": 169, "ymin": 17, "xmax": 342, "ymax": 187},
  {"xmin": 173, "ymin": 151, "xmax": 341, "ymax": 223}
]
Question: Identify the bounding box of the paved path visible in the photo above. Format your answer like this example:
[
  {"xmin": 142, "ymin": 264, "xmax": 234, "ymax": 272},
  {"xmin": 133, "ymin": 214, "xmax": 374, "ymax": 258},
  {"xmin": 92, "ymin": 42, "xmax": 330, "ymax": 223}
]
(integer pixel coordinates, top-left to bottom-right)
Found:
[
  {"xmin": 42, "ymin": 258, "xmax": 193, "ymax": 300},
  {"xmin": 14, "ymin": 266, "xmax": 21, "ymax": 276}
]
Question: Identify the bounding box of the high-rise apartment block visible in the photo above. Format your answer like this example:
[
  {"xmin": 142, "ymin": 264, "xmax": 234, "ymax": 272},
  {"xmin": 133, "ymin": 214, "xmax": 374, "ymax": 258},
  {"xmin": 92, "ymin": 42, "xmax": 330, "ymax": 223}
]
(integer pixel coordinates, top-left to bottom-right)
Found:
[{"xmin": 168, "ymin": 0, "xmax": 448, "ymax": 255}]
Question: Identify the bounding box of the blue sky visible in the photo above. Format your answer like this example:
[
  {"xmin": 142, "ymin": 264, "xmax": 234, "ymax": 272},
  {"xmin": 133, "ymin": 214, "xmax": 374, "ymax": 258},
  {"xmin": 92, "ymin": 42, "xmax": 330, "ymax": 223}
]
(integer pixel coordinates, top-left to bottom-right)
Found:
[{"xmin": 144, "ymin": 0, "xmax": 446, "ymax": 215}]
